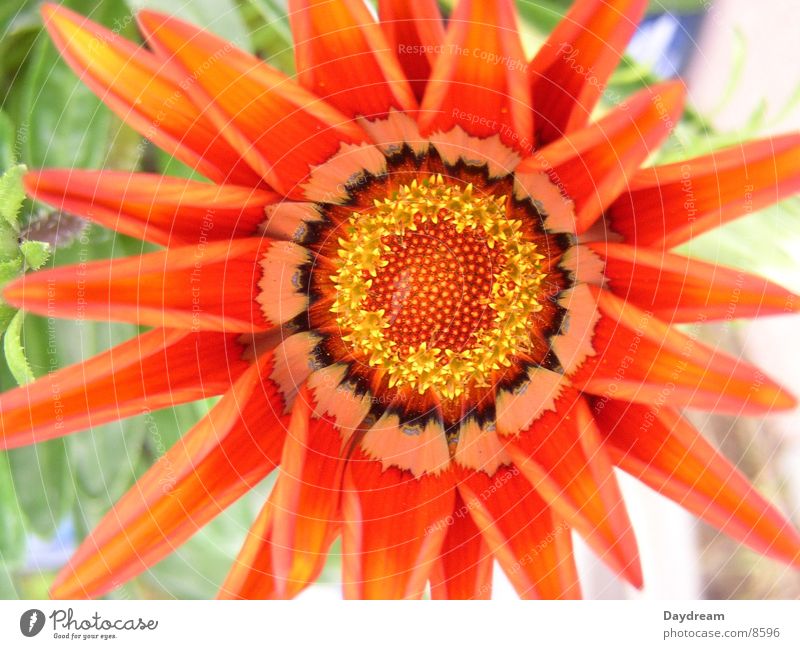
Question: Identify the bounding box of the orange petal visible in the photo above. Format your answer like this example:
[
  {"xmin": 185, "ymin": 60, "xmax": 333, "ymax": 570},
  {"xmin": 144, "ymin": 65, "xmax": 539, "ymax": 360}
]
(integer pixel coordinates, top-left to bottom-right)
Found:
[
  {"xmin": 520, "ymin": 81, "xmax": 685, "ymax": 232},
  {"xmin": 530, "ymin": 0, "xmax": 647, "ymax": 145},
  {"xmin": 505, "ymin": 393, "xmax": 642, "ymax": 588},
  {"xmin": 24, "ymin": 170, "xmax": 278, "ymax": 247},
  {"xmin": 222, "ymin": 385, "xmax": 346, "ymax": 599},
  {"xmin": 342, "ymin": 454, "xmax": 455, "ymax": 599},
  {"xmin": 378, "ymin": 0, "xmax": 445, "ymax": 101},
  {"xmin": 50, "ymin": 352, "xmax": 290, "ymax": 599},
  {"xmin": 289, "ymin": 0, "xmax": 417, "ymax": 118},
  {"xmin": 572, "ymin": 287, "xmax": 797, "ymax": 414},
  {"xmin": 3, "ymin": 239, "xmax": 299, "ymax": 332},
  {"xmin": 0, "ymin": 329, "xmax": 246, "ymax": 449},
  {"xmin": 419, "ymin": 0, "xmax": 532, "ymax": 152},
  {"xmin": 593, "ymin": 399, "xmax": 800, "ymax": 568},
  {"xmin": 429, "ymin": 491, "xmax": 493, "ymax": 600},
  {"xmin": 607, "ymin": 134, "xmax": 800, "ymax": 247},
  {"xmin": 221, "ymin": 366, "xmax": 380, "ymax": 599},
  {"xmin": 589, "ymin": 242, "xmax": 800, "ymax": 322},
  {"xmin": 218, "ymin": 498, "xmax": 277, "ymax": 600},
  {"xmin": 40, "ymin": 4, "xmax": 261, "ymax": 186},
  {"xmin": 456, "ymin": 464, "xmax": 581, "ymax": 599},
  {"xmin": 137, "ymin": 10, "xmax": 368, "ymax": 198}
]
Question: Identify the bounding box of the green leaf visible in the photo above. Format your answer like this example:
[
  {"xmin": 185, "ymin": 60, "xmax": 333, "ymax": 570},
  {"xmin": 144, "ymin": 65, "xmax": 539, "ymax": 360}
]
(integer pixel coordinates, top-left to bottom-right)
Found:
[
  {"xmin": 21, "ymin": 0, "xmax": 129, "ymax": 170},
  {"xmin": 0, "ymin": 258, "xmax": 22, "ymax": 332},
  {"xmin": 0, "ymin": 0, "xmax": 42, "ymax": 83},
  {"xmin": 242, "ymin": 0, "xmax": 295, "ymax": 72},
  {"xmin": 646, "ymin": 0, "xmax": 712, "ymax": 13},
  {"xmin": 8, "ymin": 439, "xmax": 73, "ymax": 539},
  {"xmin": 4, "ymin": 313, "xmax": 75, "ymax": 538},
  {"xmin": 0, "ymin": 111, "xmax": 16, "ymax": 171},
  {"xmin": 0, "ymin": 452, "xmax": 26, "ymax": 566},
  {"xmin": 0, "ymin": 164, "xmax": 26, "ymax": 231},
  {"xmin": 64, "ymin": 322, "xmax": 146, "ymax": 503},
  {"xmin": 0, "ymin": 257, "xmax": 21, "ymax": 285},
  {"xmin": 19, "ymin": 240, "xmax": 50, "ymax": 270},
  {"xmin": 2, "ymin": 310, "xmax": 34, "ymax": 385}
]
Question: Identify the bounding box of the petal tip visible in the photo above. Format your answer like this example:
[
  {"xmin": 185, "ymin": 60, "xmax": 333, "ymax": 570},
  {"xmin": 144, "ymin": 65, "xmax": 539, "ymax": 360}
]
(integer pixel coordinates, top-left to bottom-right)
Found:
[
  {"xmin": 49, "ymin": 569, "xmax": 82, "ymax": 600},
  {"xmin": 2, "ymin": 277, "xmax": 25, "ymax": 309},
  {"xmin": 22, "ymin": 169, "xmax": 45, "ymax": 198},
  {"xmin": 135, "ymin": 8, "xmax": 170, "ymax": 39},
  {"xmin": 773, "ymin": 388, "xmax": 798, "ymax": 411},
  {"xmin": 40, "ymin": 2, "xmax": 65, "ymax": 22}
]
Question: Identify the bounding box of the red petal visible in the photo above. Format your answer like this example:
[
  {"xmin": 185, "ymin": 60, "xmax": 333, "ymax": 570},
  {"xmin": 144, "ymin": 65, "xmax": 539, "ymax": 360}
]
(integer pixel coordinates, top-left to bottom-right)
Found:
[
  {"xmin": 342, "ymin": 454, "xmax": 455, "ymax": 599},
  {"xmin": 50, "ymin": 352, "xmax": 290, "ymax": 599},
  {"xmin": 505, "ymin": 393, "xmax": 642, "ymax": 588},
  {"xmin": 520, "ymin": 82, "xmax": 685, "ymax": 232},
  {"xmin": 0, "ymin": 328, "xmax": 246, "ymax": 449},
  {"xmin": 218, "ymin": 499, "xmax": 277, "ymax": 600},
  {"xmin": 40, "ymin": 4, "xmax": 261, "ymax": 186},
  {"xmin": 289, "ymin": 0, "xmax": 417, "ymax": 118},
  {"xmin": 3, "ymin": 239, "xmax": 298, "ymax": 332},
  {"xmin": 419, "ymin": 0, "xmax": 532, "ymax": 152},
  {"xmin": 137, "ymin": 10, "xmax": 368, "ymax": 198},
  {"xmin": 530, "ymin": 0, "xmax": 647, "ymax": 145},
  {"xmin": 589, "ymin": 241, "xmax": 800, "ymax": 322},
  {"xmin": 593, "ymin": 399, "xmax": 800, "ymax": 567},
  {"xmin": 24, "ymin": 170, "xmax": 277, "ymax": 247},
  {"xmin": 378, "ymin": 0, "xmax": 445, "ymax": 101},
  {"xmin": 607, "ymin": 134, "xmax": 800, "ymax": 247},
  {"xmin": 221, "ymin": 385, "xmax": 346, "ymax": 599},
  {"xmin": 429, "ymin": 491, "xmax": 493, "ymax": 599},
  {"xmin": 456, "ymin": 464, "xmax": 582, "ymax": 599},
  {"xmin": 572, "ymin": 287, "xmax": 797, "ymax": 414}
]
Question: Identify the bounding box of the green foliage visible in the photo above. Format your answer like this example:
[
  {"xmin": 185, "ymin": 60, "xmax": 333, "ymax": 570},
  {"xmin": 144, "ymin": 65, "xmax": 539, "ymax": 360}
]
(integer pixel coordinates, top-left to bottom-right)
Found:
[{"xmin": 2, "ymin": 311, "xmax": 34, "ymax": 385}]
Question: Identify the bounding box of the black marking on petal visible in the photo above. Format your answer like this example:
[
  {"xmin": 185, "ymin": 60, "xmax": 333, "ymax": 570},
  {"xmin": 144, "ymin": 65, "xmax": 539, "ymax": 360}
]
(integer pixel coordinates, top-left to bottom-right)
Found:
[{"xmin": 294, "ymin": 213, "xmax": 329, "ymax": 246}]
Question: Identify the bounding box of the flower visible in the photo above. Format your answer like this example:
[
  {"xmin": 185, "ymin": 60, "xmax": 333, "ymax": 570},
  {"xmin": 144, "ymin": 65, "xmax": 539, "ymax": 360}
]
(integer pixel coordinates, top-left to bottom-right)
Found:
[{"xmin": 2, "ymin": 0, "xmax": 800, "ymax": 600}]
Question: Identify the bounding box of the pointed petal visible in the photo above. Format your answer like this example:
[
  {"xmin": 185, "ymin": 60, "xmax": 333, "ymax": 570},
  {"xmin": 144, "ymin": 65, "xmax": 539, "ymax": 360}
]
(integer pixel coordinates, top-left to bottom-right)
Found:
[
  {"xmin": 342, "ymin": 453, "xmax": 455, "ymax": 599},
  {"xmin": 419, "ymin": 0, "xmax": 532, "ymax": 152},
  {"xmin": 572, "ymin": 287, "xmax": 797, "ymax": 414},
  {"xmin": 0, "ymin": 328, "xmax": 246, "ymax": 449},
  {"xmin": 520, "ymin": 82, "xmax": 685, "ymax": 232},
  {"xmin": 429, "ymin": 492, "xmax": 493, "ymax": 600},
  {"xmin": 218, "ymin": 498, "xmax": 277, "ymax": 600},
  {"xmin": 378, "ymin": 0, "xmax": 445, "ymax": 101},
  {"xmin": 40, "ymin": 4, "xmax": 261, "ymax": 186},
  {"xmin": 530, "ymin": 0, "xmax": 648, "ymax": 145},
  {"xmin": 589, "ymin": 242, "xmax": 800, "ymax": 322},
  {"xmin": 289, "ymin": 0, "xmax": 417, "ymax": 118},
  {"xmin": 3, "ymin": 239, "xmax": 307, "ymax": 332},
  {"xmin": 50, "ymin": 351, "xmax": 290, "ymax": 599},
  {"xmin": 607, "ymin": 134, "xmax": 800, "ymax": 247},
  {"xmin": 220, "ymin": 365, "xmax": 376, "ymax": 599},
  {"xmin": 24, "ymin": 170, "xmax": 277, "ymax": 247},
  {"xmin": 504, "ymin": 393, "xmax": 642, "ymax": 587},
  {"xmin": 261, "ymin": 389, "xmax": 344, "ymax": 599},
  {"xmin": 456, "ymin": 464, "xmax": 582, "ymax": 599},
  {"xmin": 594, "ymin": 399, "xmax": 800, "ymax": 567},
  {"xmin": 137, "ymin": 10, "xmax": 368, "ymax": 198}
]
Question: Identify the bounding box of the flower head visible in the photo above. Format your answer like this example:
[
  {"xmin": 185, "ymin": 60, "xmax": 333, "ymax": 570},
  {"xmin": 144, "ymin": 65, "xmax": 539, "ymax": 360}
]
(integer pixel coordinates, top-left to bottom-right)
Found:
[{"xmin": 2, "ymin": 0, "xmax": 800, "ymax": 600}]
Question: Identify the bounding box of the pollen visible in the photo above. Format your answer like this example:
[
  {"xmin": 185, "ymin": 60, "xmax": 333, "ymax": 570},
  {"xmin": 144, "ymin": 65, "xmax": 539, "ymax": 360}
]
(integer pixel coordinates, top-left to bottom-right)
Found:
[{"xmin": 331, "ymin": 174, "xmax": 546, "ymax": 399}]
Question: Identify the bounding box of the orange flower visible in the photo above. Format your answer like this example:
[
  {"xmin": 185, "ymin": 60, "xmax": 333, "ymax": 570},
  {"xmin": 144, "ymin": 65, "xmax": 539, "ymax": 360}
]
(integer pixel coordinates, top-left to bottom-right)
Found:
[{"xmin": 2, "ymin": 0, "xmax": 800, "ymax": 600}]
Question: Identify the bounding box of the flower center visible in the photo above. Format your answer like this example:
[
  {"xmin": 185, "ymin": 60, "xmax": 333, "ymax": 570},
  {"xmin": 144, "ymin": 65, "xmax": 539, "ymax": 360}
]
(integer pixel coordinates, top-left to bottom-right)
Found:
[{"xmin": 331, "ymin": 174, "xmax": 547, "ymax": 399}]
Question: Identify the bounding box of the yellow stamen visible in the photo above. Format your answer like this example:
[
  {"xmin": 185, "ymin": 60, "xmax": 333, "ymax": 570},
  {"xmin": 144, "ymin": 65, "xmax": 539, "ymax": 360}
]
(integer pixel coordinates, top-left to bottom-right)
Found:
[{"xmin": 331, "ymin": 174, "xmax": 546, "ymax": 398}]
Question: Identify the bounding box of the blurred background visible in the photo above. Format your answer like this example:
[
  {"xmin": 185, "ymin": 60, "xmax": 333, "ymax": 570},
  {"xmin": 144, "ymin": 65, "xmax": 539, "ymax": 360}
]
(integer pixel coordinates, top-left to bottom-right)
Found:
[{"xmin": 0, "ymin": 0, "xmax": 799, "ymax": 599}]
